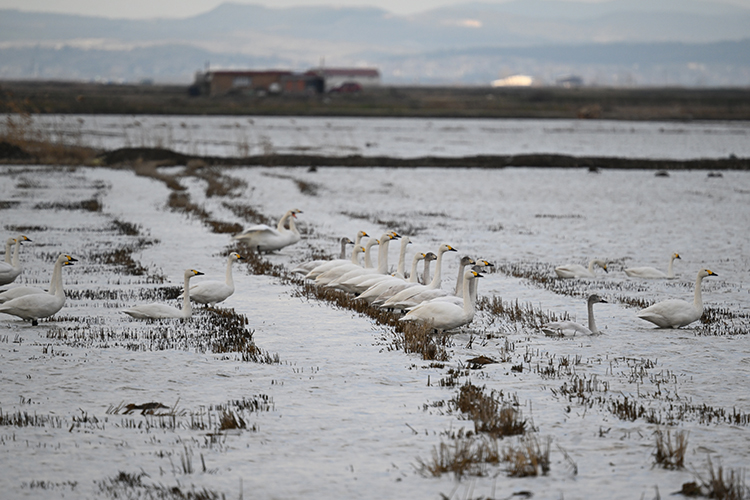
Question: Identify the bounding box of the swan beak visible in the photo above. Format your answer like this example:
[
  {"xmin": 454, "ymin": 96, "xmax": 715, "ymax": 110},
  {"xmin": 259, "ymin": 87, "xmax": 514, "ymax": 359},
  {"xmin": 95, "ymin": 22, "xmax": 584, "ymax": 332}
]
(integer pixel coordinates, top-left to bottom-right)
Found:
[
  {"xmin": 472, "ymin": 271, "xmax": 484, "ymax": 278},
  {"xmin": 675, "ymin": 253, "xmax": 681, "ymax": 259},
  {"xmin": 193, "ymin": 270, "xmax": 205, "ymax": 276},
  {"xmin": 20, "ymin": 235, "xmax": 32, "ymax": 242},
  {"xmin": 707, "ymin": 269, "xmax": 717, "ymax": 276},
  {"xmin": 66, "ymin": 255, "xmax": 78, "ymax": 262},
  {"xmin": 448, "ymin": 246, "xmax": 457, "ymax": 252},
  {"xmin": 603, "ymin": 266, "xmax": 609, "ymax": 273},
  {"xmin": 390, "ymin": 232, "xmax": 401, "ymax": 239},
  {"xmin": 236, "ymin": 254, "xmax": 244, "ymax": 260},
  {"xmin": 62, "ymin": 261, "xmax": 75, "ymax": 267}
]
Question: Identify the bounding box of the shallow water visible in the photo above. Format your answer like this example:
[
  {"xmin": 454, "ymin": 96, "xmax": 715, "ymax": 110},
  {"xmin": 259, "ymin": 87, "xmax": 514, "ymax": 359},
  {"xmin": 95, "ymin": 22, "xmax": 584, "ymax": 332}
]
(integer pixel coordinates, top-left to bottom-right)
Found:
[
  {"xmin": 0, "ymin": 125, "xmax": 749, "ymax": 499},
  {"xmin": 12, "ymin": 114, "xmax": 750, "ymax": 159}
]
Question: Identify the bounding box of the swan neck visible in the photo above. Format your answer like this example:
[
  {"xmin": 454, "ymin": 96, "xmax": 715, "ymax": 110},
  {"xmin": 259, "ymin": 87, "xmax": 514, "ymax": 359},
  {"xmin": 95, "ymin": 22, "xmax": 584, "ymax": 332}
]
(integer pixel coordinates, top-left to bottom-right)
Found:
[
  {"xmin": 667, "ymin": 256, "xmax": 675, "ymax": 278},
  {"xmin": 11, "ymin": 239, "xmax": 21, "ymax": 266},
  {"xmin": 376, "ymin": 239, "xmax": 390, "ymax": 274},
  {"xmin": 276, "ymin": 213, "xmax": 289, "ymax": 232},
  {"xmin": 339, "ymin": 240, "xmax": 348, "ymax": 260},
  {"xmin": 462, "ymin": 275, "xmax": 474, "ymax": 315},
  {"xmin": 428, "ymin": 251, "xmax": 445, "ymax": 288},
  {"xmin": 422, "ymin": 260, "xmax": 432, "ymax": 285},
  {"xmin": 225, "ymin": 258, "xmax": 235, "ymax": 286},
  {"xmin": 396, "ymin": 240, "xmax": 408, "ymax": 276},
  {"xmin": 587, "ymin": 260, "xmax": 596, "ymax": 273},
  {"xmin": 287, "ymin": 216, "xmax": 299, "ymax": 235},
  {"xmin": 587, "ymin": 300, "xmax": 598, "ymax": 334},
  {"xmin": 408, "ymin": 257, "xmax": 420, "ymax": 283},
  {"xmin": 52, "ymin": 258, "xmax": 65, "ymax": 298},
  {"xmin": 694, "ymin": 274, "xmax": 704, "ymax": 310},
  {"xmin": 3, "ymin": 240, "xmax": 11, "ymax": 264},
  {"xmin": 455, "ymin": 262, "xmax": 467, "ymax": 297},
  {"xmin": 183, "ymin": 273, "xmax": 193, "ymax": 318}
]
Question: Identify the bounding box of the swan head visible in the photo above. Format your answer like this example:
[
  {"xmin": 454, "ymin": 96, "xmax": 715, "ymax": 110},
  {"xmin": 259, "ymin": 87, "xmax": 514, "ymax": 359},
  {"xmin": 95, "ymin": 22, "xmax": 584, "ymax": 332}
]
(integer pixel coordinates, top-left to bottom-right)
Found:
[
  {"xmin": 593, "ymin": 259, "xmax": 608, "ymax": 273},
  {"xmin": 476, "ymin": 259, "xmax": 494, "ymax": 270},
  {"xmin": 186, "ymin": 269, "xmax": 205, "ymax": 279},
  {"xmin": 588, "ymin": 294, "xmax": 608, "ymax": 305},
  {"xmin": 16, "ymin": 235, "xmax": 32, "ymax": 244},
  {"xmin": 465, "ymin": 269, "xmax": 483, "ymax": 280},
  {"xmin": 358, "ymin": 231, "xmax": 369, "ymax": 239},
  {"xmin": 698, "ymin": 269, "xmax": 718, "ymax": 279},
  {"xmin": 342, "ymin": 237, "xmax": 354, "ymax": 245},
  {"xmin": 353, "ymin": 245, "xmax": 366, "ymax": 255},
  {"xmin": 424, "ymin": 252, "xmax": 438, "ymax": 262},
  {"xmin": 385, "ymin": 231, "xmax": 401, "ymax": 240},
  {"xmin": 290, "ymin": 209, "xmax": 303, "ymax": 218},
  {"xmin": 459, "ymin": 256, "xmax": 475, "ymax": 267},
  {"xmin": 438, "ymin": 244, "xmax": 457, "ymax": 254},
  {"xmin": 229, "ymin": 252, "xmax": 244, "ymax": 261},
  {"xmin": 673, "ymin": 253, "xmax": 681, "ymax": 260}
]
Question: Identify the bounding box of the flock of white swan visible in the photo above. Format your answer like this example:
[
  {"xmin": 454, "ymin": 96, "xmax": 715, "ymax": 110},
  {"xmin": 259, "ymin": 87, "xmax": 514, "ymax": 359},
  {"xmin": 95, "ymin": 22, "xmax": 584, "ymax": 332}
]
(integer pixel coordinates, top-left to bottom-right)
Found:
[{"xmin": 0, "ymin": 209, "xmax": 718, "ymax": 333}]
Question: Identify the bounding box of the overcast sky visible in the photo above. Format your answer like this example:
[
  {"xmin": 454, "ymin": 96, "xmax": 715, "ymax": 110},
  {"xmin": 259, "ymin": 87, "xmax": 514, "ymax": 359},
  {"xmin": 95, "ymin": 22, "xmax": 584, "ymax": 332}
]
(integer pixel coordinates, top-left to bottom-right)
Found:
[{"xmin": 3, "ymin": 0, "xmax": 750, "ymax": 18}]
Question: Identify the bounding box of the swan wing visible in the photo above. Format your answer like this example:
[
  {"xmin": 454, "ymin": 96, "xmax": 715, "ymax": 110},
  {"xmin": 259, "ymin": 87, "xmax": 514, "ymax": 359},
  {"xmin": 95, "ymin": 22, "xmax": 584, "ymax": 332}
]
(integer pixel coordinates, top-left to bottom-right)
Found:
[
  {"xmin": 541, "ymin": 321, "xmax": 593, "ymax": 337},
  {"xmin": 0, "ymin": 285, "xmax": 47, "ymax": 304},
  {"xmin": 624, "ymin": 266, "xmax": 667, "ymax": 279},
  {"xmin": 637, "ymin": 299, "xmax": 700, "ymax": 328},
  {"xmin": 0, "ymin": 293, "xmax": 64, "ymax": 320},
  {"xmin": 187, "ymin": 280, "xmax": 233, "ymax": 305},
  {"xmin": 554, "ymin": 264, "xmax": 589, "ymax": 278},
  {"xmin": 122, "ymin": 303, "xmax": 183, "ymax": 319},
  {"xmin": 400, "ymin": 301, "xmax": 467, "ymax": 331}
]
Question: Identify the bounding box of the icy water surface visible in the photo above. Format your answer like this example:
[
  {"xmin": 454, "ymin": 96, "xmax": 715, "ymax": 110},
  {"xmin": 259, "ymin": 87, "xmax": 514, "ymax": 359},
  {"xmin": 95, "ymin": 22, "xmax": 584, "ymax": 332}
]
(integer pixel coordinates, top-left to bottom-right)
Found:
[
  {"xmin": 14, "ymin": 114, "xmax": 750, "ymax": 159},
  {"xmin": 0, "ymin": 161, "xmax": 749, "ymax": 499}
]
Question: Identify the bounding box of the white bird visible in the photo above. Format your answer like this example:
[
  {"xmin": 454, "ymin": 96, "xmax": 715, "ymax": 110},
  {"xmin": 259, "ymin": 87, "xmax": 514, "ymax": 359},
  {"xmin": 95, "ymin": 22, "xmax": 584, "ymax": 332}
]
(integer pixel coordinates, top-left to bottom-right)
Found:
[
  {"xmin": 357, "ymin": 252, "xmax": 426, "ymax": 305},
  {"xmin": 339, "ymin": 234, "xmax": 410, "ymax": 295},
  {"xmin": 380, "ymin": 243, "xmax": 457, "ymax": 310},
  {"xmin": 541, "ymin": 294, "xmax": 608, "ymax": 336},
  {"xmin": 625, "ymin": 253, "xmax": 681, "ymax": 279},
  {"xmin": 123, "ymin": 269, "xmax": 204, "ymax": 319},
  {"xmin": 0, "ymin": 254, "xmax": 77, "ymax": 303},
  {"xmin": 329, "ymin": 232, "xmax": 400, "ymax": 293},
  {"xmin": 315, "ymin": 238, "xmax": 378, "ymax": 286},
  {"xmin": 371, "ymin": 252, "xmax": 437, "ymax": 306},
  {"xmin": 396, "ymin": 255, "xmax": 476, "ymax": 308},
  {"xmin": 304, "ymin": 231, "xmax": 369, "ymax": 280},
  {"xmin": 292, "ymin": 236, "xmax": 354, "ymax": 275},
  {"xmin": 637, "ymin": 269, "xmax": 718, "ymax": 328},
  {"xmin": 0, "ymin": 235, "xmax": 32, "ymax": 286},
  {"xmin": 425, "ymin": 260, "xmax": 493, "ymax": 308},
  {"xmin": 0, "ymin": 253, "xmax": 75, "ymax": 326},
  {"xmin": 555, "ymin": 259, "xmax": 608, "ymax": 279},
  {"xmin": 232, "ymin": 208, "xmax": 302, "ymax": 252},
  {"xmin": 399, "ymin": 269, "xmax": 483, "ymax": 333},
  {"xmin": 181, "ymin": 253, "xmax": 243, "ymax": 306}
]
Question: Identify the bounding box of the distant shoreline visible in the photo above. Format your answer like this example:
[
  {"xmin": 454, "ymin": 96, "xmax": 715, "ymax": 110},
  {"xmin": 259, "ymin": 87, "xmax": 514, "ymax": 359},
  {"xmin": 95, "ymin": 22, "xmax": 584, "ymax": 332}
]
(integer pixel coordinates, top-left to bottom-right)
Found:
[{"xmin": 2, "ymin": 80, "xmax": 750, "ymax": 121}]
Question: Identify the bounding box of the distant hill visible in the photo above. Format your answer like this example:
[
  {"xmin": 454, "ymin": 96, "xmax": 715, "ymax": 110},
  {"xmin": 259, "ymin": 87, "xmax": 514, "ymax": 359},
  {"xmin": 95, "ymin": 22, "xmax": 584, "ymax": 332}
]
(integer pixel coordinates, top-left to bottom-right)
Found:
[{"xmin": 1, "ymin": 0, "xmax": 749, "ymax": 86}]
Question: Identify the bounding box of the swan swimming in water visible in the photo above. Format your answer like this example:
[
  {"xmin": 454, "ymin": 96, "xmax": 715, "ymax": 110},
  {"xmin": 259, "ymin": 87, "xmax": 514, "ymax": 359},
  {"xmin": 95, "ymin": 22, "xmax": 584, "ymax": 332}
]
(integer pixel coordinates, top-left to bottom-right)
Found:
[
  {"xmin": 555, "ymin": 259, "xmax": 608, "ymax": 279},
  {"xmin": 0, "ymin": 235, "xmax": 32, "ymax": 286},
  {"xmin": 399, "ymin": 269, "xmax": 482, "ymax": 333},
  {"xmin": 123, "ymin": 269, "xmax": 204, "ymax": 319},
  {"xmin": 181, "ymin": 253, "xmax": 243, "ymax": 306},
  {"xmin": 541, "ymin": 294, "xmax": 608, "ymax": 336},
  {"xmin": 625, "ymin": 253, "xmax": 681, "ymax": 279},
  {"xmin": 0, "ymin": 254, "xmax": 77, "ymax": 303},
  {"xmin": 232, "ymin": 208, "xmax": 302, "ymax": 252},
  {"xmin": 637, "ymin": 269, "xmax": 717, "ymax": 328},
  {"xmin": 0, "ymin": 253, "xmax": 75, "ymax": 325}
]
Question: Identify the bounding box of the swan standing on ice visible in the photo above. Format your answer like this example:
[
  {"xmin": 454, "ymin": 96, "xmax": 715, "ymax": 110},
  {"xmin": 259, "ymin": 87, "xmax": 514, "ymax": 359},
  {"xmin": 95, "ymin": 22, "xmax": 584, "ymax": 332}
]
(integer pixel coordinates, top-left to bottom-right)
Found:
[
  {"xmin": 0, "ymin": 254, "xmax": 77, "ymax": 303},
  {"xmin": 0, "ymin": 253, "xmax": 75, "ymax": 326},
  {"xmin": 0, "ymin": 235, "xmax": 32, "ymax": 286},
  {"xmin": 555, "ymin": 259, "xmax": 608, "ymax": 279},
  {"xmin": 123, "ymin": 269, "xmax": 204, "ymax": 319},
  {"xmin": 541, "ymin": 294, "xmax": 608, "ymax": 336},
  {"xmin": 182, "ymin": 253, "xmax": 243, "ymax": 306},
  {"xmin": 625, "ymin": 253, "xmax": 681, "ymax": 279},
  {"xmin": 637, "ymin": 269, "xmax": 717, "ymax": 328},
  {"xmin": 399, "ymin": 269, "xmax": 482, "ymax": 333},
  {"xmin": 232, "ymin": 208, "xmax": 302, "ymax": 252}
]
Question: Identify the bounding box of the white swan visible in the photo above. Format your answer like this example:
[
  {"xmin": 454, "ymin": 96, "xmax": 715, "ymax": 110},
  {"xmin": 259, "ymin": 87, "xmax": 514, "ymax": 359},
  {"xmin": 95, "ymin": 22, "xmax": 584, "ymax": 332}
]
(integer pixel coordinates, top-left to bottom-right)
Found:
[
  {"xmin": 357, "ymin": 252, "xmax": 426, "ymax": 304},
  {"xmin": 0, "ymin": 235, "xmax": 32, "ymax": 286},
  {"xmin": 541, "ymin": 294, "xmax": 608, "ymax": 336},
  {"xmin": 123, "ymin": 269, "xmax": 204, "ymax": 319},
  {"xmin": 315, "ymin": 237, "xmax": 378, "ymax": 286},
  {"xmin": 0, "ymin": 253, "xmax": 75, "ymax": 326},
  {"xmin": 329, "ymin": 232, "xmax": 400, "ymax": 293},
  {"xmin": 371, "ymin": 252, "xmax": 437, "ymax": 306},
  {"xmin": 292, "ymin": 236, "xmax": 353, "ymax": 275},
  {"xmin": 555, "ymin": 259, "xmax": 608, "ymax": 279},
  {"xmin": 304, "ymin": 231, "xmax": 369, "ymax": 279},
  {"xmin": 181, "ymin": 253, "xmax": 243, "ymax": 306},
  {"xmin": 399, "ymin": 269, "xmax": 482, "ymax": 333},
  {"xmin": 380, "ymin": 243, "xmax": 457, "ymax": 310},
  {"xmin": 339, "ymin": 235, "xmax": 411, "ymax": 295},
  {"xmin": 0, "ymin": 254, "xmax": 77, "ymax": 303},
  {"xmin": 625, "ymin": 253, "xmax": 681, "ymax": 279},
  {"xmin": 396, "ymin": 255, "xmax": 476, "ymax": 308},
  {"xmin": 637, "ymin": 269, "xmax": 717, "ymax": 328},
  {"xmin": 425, "ymin": 260, "xmax": 493, "ymax": 308},
  {"xmin": 232, "ymin": 208, "xmax": 302, "ymax": 252}
]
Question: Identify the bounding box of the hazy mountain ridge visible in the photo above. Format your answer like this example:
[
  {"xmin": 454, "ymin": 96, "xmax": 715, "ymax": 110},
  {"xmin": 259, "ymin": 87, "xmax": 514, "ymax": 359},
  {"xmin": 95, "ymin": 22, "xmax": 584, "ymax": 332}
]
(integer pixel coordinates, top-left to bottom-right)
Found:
[{"xmin": 1, "ymin": 1, "xmax": 749, "ymax": 86}]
